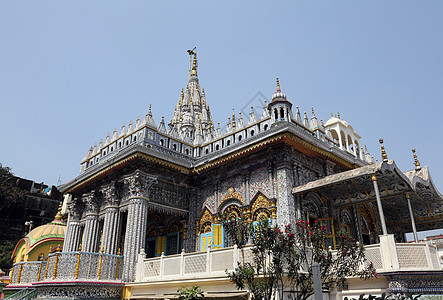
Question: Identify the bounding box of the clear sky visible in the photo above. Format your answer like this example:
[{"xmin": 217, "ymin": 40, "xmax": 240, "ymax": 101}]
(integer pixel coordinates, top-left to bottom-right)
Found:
[{"xmin": 1, "ymin": 1, "xmax": 442, "ymax": 198}]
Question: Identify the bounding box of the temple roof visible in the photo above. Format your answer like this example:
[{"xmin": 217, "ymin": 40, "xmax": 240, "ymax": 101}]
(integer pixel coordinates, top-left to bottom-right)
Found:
[{"xmin": 293, "ymin": 160, "xmax": 443, "ymax": 231}]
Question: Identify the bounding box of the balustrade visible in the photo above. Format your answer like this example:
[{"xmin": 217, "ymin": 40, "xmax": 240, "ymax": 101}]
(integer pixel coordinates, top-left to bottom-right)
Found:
[{"xmin": 8, "ymin": 251, "xmax": 123, "ymax": 286}]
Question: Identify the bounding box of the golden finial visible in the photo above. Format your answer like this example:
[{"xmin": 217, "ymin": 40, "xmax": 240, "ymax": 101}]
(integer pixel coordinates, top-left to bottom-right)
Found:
[
  {"xmin": 179, "ymin": 113, "xmax": 183, "ymax": 122},
  {"xmin": 321, "ymin": 119, "xmax": 323, "ymax": 125},
  {"xmin": 148, "ymin": 104, "xmax": 152, "ymax": 114},
  {"xmin": 338, "ymin": 112, "xmax": 341, "ymax": 119},
  {"xmin": 186, "ymin": 84, "xmax": 189, "ymax": 91},
  {"xmin": 118, "ymin": 248, "xmax": 121, "ymax": 255},
  {"xmin": 54, "ymin": 202, "xmax": 63, "ymax": 220},
  {"xmin": 331, "ymin": 112, "xmax": 333, "ymax": 117},
  {"xmin": 78, "ymin": 244, "xmax": 82, "ymax": 251},
  {"xmin": 190, "ymin": 97, "xmax": 193, "ymax": 104},
  {"xmin": 412, "ymin": 148, "xmax": 421, "ymax": 170},
  {"xmin": 181, "ymin": 88, "xmax": 184, "ymax": 95},
  {"xmin": 264, "ymin": 99, "xmax": 267, "ymax": 105},
  {"xmin": 379, "ymin": 138, "xmax": 388, "ymax": 162},
  {"xmin": 365, "ymin": 145, "xmax": 368, "ymax": 153},
  {"xmin": 197, "ymin": 113, "xmax": 201, "ymax": 122},
  {"xmin": 191, "ymin": 51, "xmax": 198, "ymax": 75},
  {"xmin": 232, "ymin": 110, "xmax": 236, "ymax": 129},
  {"xmin": 276, "ymin": 77, "xmax": 281, "ymax": 92},
  {"xmin": 312, "ymin": 107, "xmax": 315, "ymax": 115},
  {"xmin": 202, "ymin": 88, "xmax": 205, "ymax": 94}
]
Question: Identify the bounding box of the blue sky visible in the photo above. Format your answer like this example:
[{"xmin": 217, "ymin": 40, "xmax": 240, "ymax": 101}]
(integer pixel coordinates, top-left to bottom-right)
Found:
[{"xmin": 1, "ymin": 1, "xmax": 442, "ymax": 198}]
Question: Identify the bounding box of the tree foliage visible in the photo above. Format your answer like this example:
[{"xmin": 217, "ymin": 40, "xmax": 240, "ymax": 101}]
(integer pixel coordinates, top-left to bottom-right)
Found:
[
  {"xmin": 0, "ymin": 241, "xmax": 15, "ymax": 270},
  {"xmin": 177, "ymin": 285, "xmax": 204, "ymax": 300},
  {"xmin": 222, "ymin": 215, "xmax": 376, "ymax": 300},
  {"xmin": 0, "ymin": 164, "xmax": 25, "ymax": 211}
]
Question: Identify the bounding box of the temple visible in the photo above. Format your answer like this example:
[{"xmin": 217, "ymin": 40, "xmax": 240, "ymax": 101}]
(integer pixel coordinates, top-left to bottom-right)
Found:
[{"xmin": 6, "ymin": 51, "xmax": 443, "ymax": 299}]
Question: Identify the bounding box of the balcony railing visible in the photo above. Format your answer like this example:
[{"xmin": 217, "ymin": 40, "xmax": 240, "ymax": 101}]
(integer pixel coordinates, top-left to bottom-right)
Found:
[
  {"xmin": 136, "ymin": 245, "xmax": 255, "ymax": 282},
  {"xmin": 364, "ymin": 241, "xmax": 441, "ymax": 272},
  {"xmin": 136, "ymin": 235, "xmax": 442, "ymax": 283},
  {"xmin": 9, "ymin": 251, "xmax": 123, "ymax": 286}
]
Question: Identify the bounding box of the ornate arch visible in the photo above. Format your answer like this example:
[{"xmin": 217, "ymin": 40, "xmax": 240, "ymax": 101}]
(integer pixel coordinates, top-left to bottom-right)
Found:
[
  {"xmin": 146, "ymin": 225, "xmax": 163, "ymax": 239},
  {"xmin": 167, "ymin": 220, "xmax": 182, "ymax": 234},
  {"xmin": 197, "ymin": 206, "xmax": 214, "ymax": 235},
  {"xmin": 249, "ymin": 192, "xmax": 274, "ymax": 221},
  {"xmin": 303, "ymin": 192, "xmax": 325, "ymax": 218},
  {"xmin": 340, "ymin": 209, "xmax": 352, "ymax": 225},
  {"xmin": 220, "ymin": 187, "xmax": 244, "ymax": 207}
]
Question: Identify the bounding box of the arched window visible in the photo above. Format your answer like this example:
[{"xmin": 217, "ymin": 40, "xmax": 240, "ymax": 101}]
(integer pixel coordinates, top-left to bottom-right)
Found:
[
  {"xmin": 110, "ymin": 146, "xmax": 114, "ymax": 152},
  {"xmin": 125, "ymin": 140, "xmax": 129, "ymax": 146},
  {"xmin": 274, "ymin": 109, "xmax": 278, "ymax": 120},
  {"xmin": 172, "ymin": 144, "xmax": 177, "ymax": 151},
  {"xmin": 227, "ymin": 140, "xmax": 231, "ymax": 146},
  {"xmin": 238, "ymin": 135, "xmax": 242, "ymax": 141},
  {"xmin": 118, "ymin": 141, "xmax": 122, "ymax": 148},
  {"xmin": 250, "ymin": 130, "xmax": 255, "ymax": 136},
  {"xmin": 216, "ymin": 144, "xmax": 220, "ymax": 151},
  {"xmin": 280, "ymin": 107, "xmax": 284, "ymax": 119},
  {"xmin": 205, "ymin": 149, "xmax": 209, "ymax": 154},
  {"xmin": 185, "ymin": 149, "xmax": 189, "ymax": 155},
  {"xmin": 133, "ymin": 136, "xmax": 137, "ymax": 142},
  {"xmin": 160, "ymin": 139, "xmax": 164, "ymax": 146},
  {"xmin": 264, "ymin": 124, "xmax": 268, "ymax": 131}
]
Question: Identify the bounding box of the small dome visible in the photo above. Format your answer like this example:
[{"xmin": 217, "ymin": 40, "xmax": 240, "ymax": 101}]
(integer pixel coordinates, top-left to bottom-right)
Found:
[
  {"xmin": 271, "ymin": 91, "xmax": 287, "ymax": 101},
  {"xmin": 26, "ymin": 219, "xmax": 66, "ymax": 248},
  {"xmin": 12, "ymin": 204, "xmax": 66, "ymax": 261},
  {"xmin": 324, "ymin": 116, "xmax": 349, "ymax": 128}
]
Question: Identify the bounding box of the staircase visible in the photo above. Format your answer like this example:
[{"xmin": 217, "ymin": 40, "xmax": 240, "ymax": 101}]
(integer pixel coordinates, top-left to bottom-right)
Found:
[{"xmin": 4, "ymin": 288, "xmax": 37, "ymax": 300}]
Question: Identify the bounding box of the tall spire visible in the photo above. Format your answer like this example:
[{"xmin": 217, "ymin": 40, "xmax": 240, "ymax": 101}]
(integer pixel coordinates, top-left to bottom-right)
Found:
[
  {"xmin": 412, "ymin": 148, "xmax": 421, "ymax": 170},
  {"xmin": 379, "ymin": 138, "xmax": 388, "ymax": 162},
  {"xmin": 191, "ymin": 51, "xmax": 198, "ymax": 76},
  {"xmin": 276, "ymin": 77, "xmax": 281, "ymax": 92}
]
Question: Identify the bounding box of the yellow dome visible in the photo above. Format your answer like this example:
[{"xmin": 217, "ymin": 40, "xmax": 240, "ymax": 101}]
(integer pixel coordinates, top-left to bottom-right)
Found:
[
  {"xmin": 12, "ymin": 203, "xmax": 66, "ymax": 261},
  {"xmin": 26, "ymin": 219, "xmax": 66, "ymax": 248}
]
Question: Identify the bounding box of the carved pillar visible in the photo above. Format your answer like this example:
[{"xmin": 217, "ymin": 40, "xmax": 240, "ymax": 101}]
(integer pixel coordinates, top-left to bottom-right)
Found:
[
  {"xmin": 352, "ymin": 205, "xmax": 363, "ymax": 243},
  {"xmin": 82, "ymin": 191, "xmax": 100, "ymax": 253},
  {"xmin": 63, "ymin": 197, "xmax": 82, "ymax": 252},
  {"xmin": 122, "ymin": 171, "xmax": 157, "ymax": 282},
  {"xmin": 325, "ymin": 160, "xmax": 336, "ymax": 176},
  {"xmin": 101, "ymin": 182, "xmax": 121, "ymax": 255},
  {"xmin": 268, "ymin": 163, "xmax": 275, "ymax": 198},
  {"xmin": 243, "ymin": 173, "xmax": 250, "ymax": 203},
  {"xmin": 275, "ymin": 161, "xmax": 296, "ymax": 227}
]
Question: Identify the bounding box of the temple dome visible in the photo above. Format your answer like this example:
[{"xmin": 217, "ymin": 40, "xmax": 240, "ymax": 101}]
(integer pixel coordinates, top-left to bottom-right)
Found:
[{"xmin": 11, "ymin": 204, "xmax": 66, "ymax": 262}]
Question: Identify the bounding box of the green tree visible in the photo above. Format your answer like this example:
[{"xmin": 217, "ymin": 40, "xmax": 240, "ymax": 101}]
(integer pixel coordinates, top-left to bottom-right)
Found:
[
  {"xmin": 223, "ymin": 217, "xmax": 376, "ymax": 300},
  {"xmin": 0, "ymin": 241, "xmax": 15, "ymax": 270},
  {"xmin": 0, "ymin": 164, "xmax": 25, "ymax": 211},
  {"xmin": 177, "ymin": 286, "xmax": 204, "ymax": 300}
]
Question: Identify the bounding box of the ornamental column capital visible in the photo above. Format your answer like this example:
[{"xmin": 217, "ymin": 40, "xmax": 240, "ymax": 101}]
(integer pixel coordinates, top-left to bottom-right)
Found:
[
  {"xmin": 82, "ymin": 190, "xmax": 101, "ymax": 215},
  {"xmin": 67, "ymin": 197, "xmax": 82, "ymax": 220},
  {"xmin": 100, "ymin": 181, "xmax": 121, "ymax": 208},
  {"xmin": 123, "ymin": 170, "xmax": 157, "ymax": 199}
]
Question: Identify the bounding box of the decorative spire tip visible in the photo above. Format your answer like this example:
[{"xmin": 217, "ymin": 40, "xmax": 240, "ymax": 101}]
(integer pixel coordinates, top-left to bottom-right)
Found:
[{"xmin": 379, "ymin": 138, "xmax": 388, "ymax": 162}]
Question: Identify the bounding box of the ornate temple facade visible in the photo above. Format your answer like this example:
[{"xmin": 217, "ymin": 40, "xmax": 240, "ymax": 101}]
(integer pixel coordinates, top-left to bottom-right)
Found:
[{"xmin": 7, "ymin": 51, "xmax": 443, "ymax": 299}]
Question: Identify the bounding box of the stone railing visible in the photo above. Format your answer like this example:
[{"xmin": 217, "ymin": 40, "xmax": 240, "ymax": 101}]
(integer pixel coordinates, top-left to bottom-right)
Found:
[
  {"xmin": 364, "ymin": 235, "xmax": 442, "ymax": 272},
  {"xmin": 9, "ymin": 251, "xmax": 123, "ymax": 286},
  {"xmin": 136, "ymin": 245, "xmax": 254, "ymax": 282}
]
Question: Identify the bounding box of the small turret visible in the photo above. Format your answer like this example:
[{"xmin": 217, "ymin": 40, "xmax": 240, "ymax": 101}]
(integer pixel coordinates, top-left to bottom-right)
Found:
[
  {"xmin": 268, "ymin": 78, "xmax": 293, "ymax": 123},
  {"xmin": 249, "ymin": 106, "xmax": 257, "ymax": 124}
]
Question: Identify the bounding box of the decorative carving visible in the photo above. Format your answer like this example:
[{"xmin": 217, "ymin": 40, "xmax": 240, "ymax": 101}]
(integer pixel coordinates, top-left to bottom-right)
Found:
[
  {"xmin": 100, "ymin": 181, "xmax": 121, "ymax": 207},
  {"xmin": 123, "ymin": 170, "xmax": 157, "ymax": 199},
  {"xmin": 82, "ymin": 190, "xmax": 100, "ymax": 214},
  {"xmin": 200, "ymin": 208, "xmax": 213, "ymax": 225},
  {"xmin": 220, "ymin": 187, "xmax": 244, "ymax": 206},
  {"xmin": 251, "ymin": 194, "xmax": 269, "ymax": 212}
]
